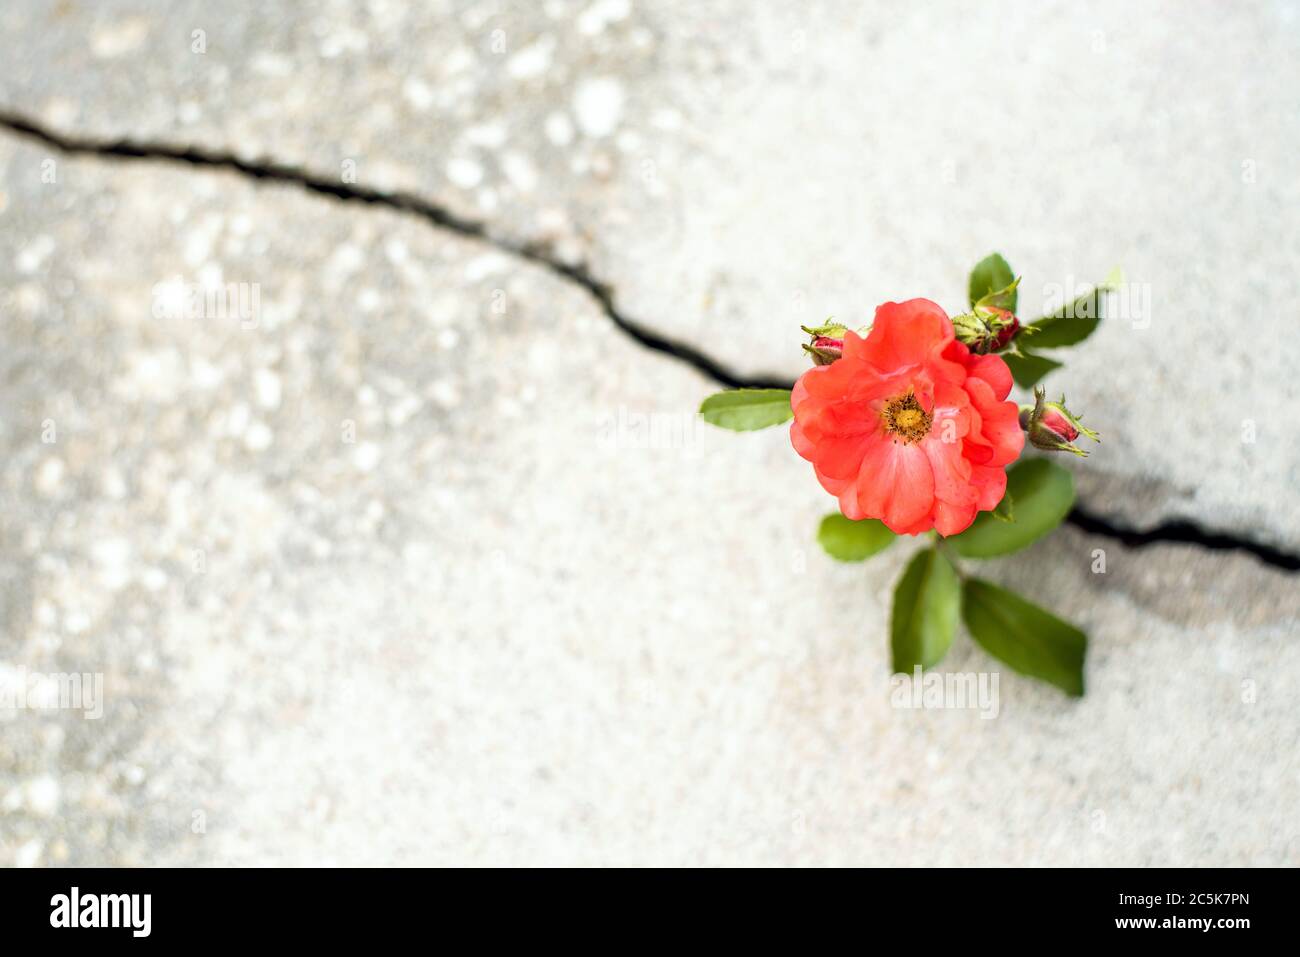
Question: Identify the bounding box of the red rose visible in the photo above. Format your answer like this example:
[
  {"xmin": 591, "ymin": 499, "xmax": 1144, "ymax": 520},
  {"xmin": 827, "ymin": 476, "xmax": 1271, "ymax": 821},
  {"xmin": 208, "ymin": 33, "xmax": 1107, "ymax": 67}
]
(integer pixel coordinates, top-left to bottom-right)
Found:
[{"xmin": 790, "ymin": 299, "xmax": 1024, "ymax": 536}]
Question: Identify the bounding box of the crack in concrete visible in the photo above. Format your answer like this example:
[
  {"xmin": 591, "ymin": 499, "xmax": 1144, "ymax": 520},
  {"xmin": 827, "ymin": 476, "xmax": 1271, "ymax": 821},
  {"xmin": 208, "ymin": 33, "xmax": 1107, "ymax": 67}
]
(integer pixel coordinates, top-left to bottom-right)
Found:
[
  {"xmin": 2, "ymin": 111, "xmax": 1296, "ymax": 573},
  {"xmin": 1068, "ymin": 504, "xmax": 1297, "ymax": 572},
  {"xmin": 0, "ymin": 111, "xmax": 784, "ymax": 392}
]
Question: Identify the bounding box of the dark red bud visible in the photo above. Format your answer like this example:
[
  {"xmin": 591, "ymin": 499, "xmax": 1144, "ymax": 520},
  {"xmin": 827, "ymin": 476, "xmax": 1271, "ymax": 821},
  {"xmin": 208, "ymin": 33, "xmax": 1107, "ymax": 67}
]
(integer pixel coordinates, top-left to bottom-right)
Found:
[
  {"xmin": 1038, "ymin": 406, "xmax": 1079, "ymax": 443},
  {"xmin": 804, "ymin": 336, "xmax": 844, "ymax": 366},
  {"xmin": 992, "ymin": 313, "xmax": 1020, "ymax": 350},
  {"xmin": 1019, "ymin": 388, "xmax": 1099, "ymax": 456}
]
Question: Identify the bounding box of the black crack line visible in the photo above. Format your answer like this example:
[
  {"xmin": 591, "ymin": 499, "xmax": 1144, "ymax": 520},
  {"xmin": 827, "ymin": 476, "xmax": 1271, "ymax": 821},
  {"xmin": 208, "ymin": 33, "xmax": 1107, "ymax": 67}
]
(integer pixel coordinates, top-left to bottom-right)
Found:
[
  {"xmin": 2, "ymin": 111, "xmax": 1296, "ymax": 574},
  {"xmin": 1067, "ymin": 504, "xmax": 1299, "ymax": 572},
  {"xmin": 0, "ymin": 110, "xmax": 788, "ymax": 391}
]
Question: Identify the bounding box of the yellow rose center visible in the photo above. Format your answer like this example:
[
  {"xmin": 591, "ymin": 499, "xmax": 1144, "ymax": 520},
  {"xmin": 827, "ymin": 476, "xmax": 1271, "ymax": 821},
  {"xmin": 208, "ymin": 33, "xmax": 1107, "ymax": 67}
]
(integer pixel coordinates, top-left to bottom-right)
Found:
[{"xmin": 882, "ymin": 392, "xmax": 933, "ymax": 444}]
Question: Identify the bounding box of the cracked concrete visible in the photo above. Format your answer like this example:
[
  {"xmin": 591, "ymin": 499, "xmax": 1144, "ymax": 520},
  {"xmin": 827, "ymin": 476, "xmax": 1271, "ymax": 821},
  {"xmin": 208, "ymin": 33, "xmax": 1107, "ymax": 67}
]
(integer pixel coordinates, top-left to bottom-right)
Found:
[
  {"xmin": 0, "ymin": 1, "xmax": 1297, "ymax": 865},
  {"xmin": 2, "ymin": 0, "xmax": 1298, "ymax": 547}
]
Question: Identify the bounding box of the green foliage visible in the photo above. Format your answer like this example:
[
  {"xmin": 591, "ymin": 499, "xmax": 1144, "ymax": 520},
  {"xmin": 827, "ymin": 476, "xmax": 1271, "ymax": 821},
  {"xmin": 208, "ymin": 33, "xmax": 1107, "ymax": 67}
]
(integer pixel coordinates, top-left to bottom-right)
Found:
[
  {"xmin": 968, "ymin": 253, "xmax": 1016, "ymax": 312},
  {"xmin": 698, "ymin": 389, "xmax": 793, "ymax": 431},
  {"xmin": 962, "ymin": 578, "xmax": 1087, "ymax": 696},
  {"xmin": 891, "ymin": 548, "xmax": 960, "ymax": 672},
  {"xmin": 949, "ymin": 459, "xmax": 1075, "ymax": 558},
  {"xmin": 817, "ymin": 514, "xmax": 895, "ymax": 562}
]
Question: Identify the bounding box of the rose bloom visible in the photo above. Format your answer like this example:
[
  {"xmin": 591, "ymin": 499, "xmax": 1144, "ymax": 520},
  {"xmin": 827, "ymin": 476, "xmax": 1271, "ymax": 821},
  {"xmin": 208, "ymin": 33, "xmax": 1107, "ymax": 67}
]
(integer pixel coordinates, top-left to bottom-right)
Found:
[{"xmin": 790, "ymin": 299, "xmax": 1024, "ymax": 536}]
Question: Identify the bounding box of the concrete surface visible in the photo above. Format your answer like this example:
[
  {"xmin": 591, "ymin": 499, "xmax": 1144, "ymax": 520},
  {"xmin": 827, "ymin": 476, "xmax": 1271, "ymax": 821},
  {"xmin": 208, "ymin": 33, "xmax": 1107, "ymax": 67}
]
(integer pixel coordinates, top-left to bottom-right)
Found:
[
  {"xmin": 2, "ymin": 0, "xmax": 1297, "ymax": 544},
  {"xmin": 0, "ymin": 0, "xmax": 1297, "ymax": 866}
]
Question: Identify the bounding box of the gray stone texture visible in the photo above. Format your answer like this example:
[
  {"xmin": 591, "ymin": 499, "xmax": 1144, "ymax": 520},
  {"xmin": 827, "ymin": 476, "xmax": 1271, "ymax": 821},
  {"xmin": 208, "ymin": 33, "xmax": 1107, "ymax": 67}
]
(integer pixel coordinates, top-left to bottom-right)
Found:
[{"xmin": 0, "ymin": 0, "xmax": 1296, "ymax": 866}]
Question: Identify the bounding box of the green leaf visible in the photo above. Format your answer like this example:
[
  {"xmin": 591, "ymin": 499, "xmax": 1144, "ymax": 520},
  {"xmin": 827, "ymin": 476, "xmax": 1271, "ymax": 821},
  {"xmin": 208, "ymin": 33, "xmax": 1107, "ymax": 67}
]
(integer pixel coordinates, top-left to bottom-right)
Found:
[
  {"xmin": 890, "ymin": 547, "xmax": 960, "ymax": 672},
  {"xmin": 974, "ymin": 276, "xmax": 1020, "ymax": 316},
  {"xmin": 699, "ymin": 389, "xmax": 793, "ymax": 431},
  {"xmin": 1026, "ymin": 267, "xmax": 1123, "ymax": 349},
  {"xmin": 968, "ymin": 253, "xmax": 1016, "ymax": 311},
  {"xmin": 801, "ymin": 319, "xmax": 847, "ymax": 337},
  {"xmin": 962, "ymin": 578, "xmax": 1086, "ymax": 696},
  {"xmin": 817, "ymin": 514, "xmax": 894, "ymax": 562},
  {"xmin": 949, "ymin": 458, "xmax": 1075, "ymax": 558},
  {"xmin": 1003, "ymin": 350, "xmax": 1062, "ymax": 388}
]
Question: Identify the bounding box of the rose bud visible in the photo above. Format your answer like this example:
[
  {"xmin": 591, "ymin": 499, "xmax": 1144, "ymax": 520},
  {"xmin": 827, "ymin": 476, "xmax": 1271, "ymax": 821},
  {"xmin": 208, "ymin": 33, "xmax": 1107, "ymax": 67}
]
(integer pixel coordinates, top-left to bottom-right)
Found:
[
  {"xmin": 987, "ymin": 307, "xmax": 1021, "ymax": 350},
  {"xmin": 1019, "ymin": 387, "xmax": 1100, "ymax": 456},
  {"xmin": 952, "ymin": 306, "xmax": 1021, "ymax": 355},
  {"xmin": 803, "ymin": 335, "xmax": 844, "ymax": 365},
  {"xmin": 800, "ymin": 321, "xmax": 851, "ymax": 366}
]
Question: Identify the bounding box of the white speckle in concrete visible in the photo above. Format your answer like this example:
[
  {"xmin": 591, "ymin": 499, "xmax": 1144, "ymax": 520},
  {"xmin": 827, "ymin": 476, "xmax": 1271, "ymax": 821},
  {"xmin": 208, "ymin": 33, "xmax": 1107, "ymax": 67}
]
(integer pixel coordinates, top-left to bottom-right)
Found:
[
  {"xmin": 14, "ymin": 840, "xmax": 42, "ymax": 868},
  {"xmin": 502, "ymin": 152, "xmax": 539, "ymax": 193},
  {"xmin": 16, "ymin": 235, "xmax": 55, "ymax": 274},
  {"xmin": 402, "ymin": 77, "xmax": 435, "ymax": 111},
  {"xmin": 254, "ymin": 369, "xmax": 282, "ymax": 409},
  {"xmin": 353, "ymin": 442, "xmax": 381, "ymax": 472},
  {"xmin": 545, "ymin": 111, "xmax": 575, "ymax": 146},
  {"xmin": 244, "ymin": 421, "xmax": 274, "ymax": 451},
  {"xmin": 465, "ymin": 253, "xmax": 507, "ymax": 281},
  {"xmin": 225, "ymin": 402, "xmax": 250, "ymax": 438},
  {"xmin": 429, "ymin": 380, "xmax": 460, "ymax": 409},
  {"xmin": 446, "ymin": 156, "xmax": 485, "ymax": 189},
  {"xmin": 141, "ymin": 567, "xmax": 168, "ymax": 591},
  {"xmin": 329, "ymin": 243, "xmax": 365, "ymax": 275},
  {"xmin": 25, "ymin": 777, "xmax": 60, "ymax": 818},
  {"xmin": 572, "ymin": 77, "xmax": 625, "ymax": 138},
  {"xmin": 464, "ymin": 122, "xmax": 508, "ymax": 149},
  {"xmin": 92, "ymin": 538, "xmax": 133, "ymax": 589},
  {"xmin": 90, "ymin": 19, "xmax": 148, "ymax": 59},
  {"xmin": 577, "ymin": 0, "xmax": 632, "ymax": 35},
  {"xmin": 34, "ymin": 458, "xmax": 65, "ymax": 497},
  {"xmin": 507, "ymin": 35, "xmax": 556, "ymax": 79}
]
